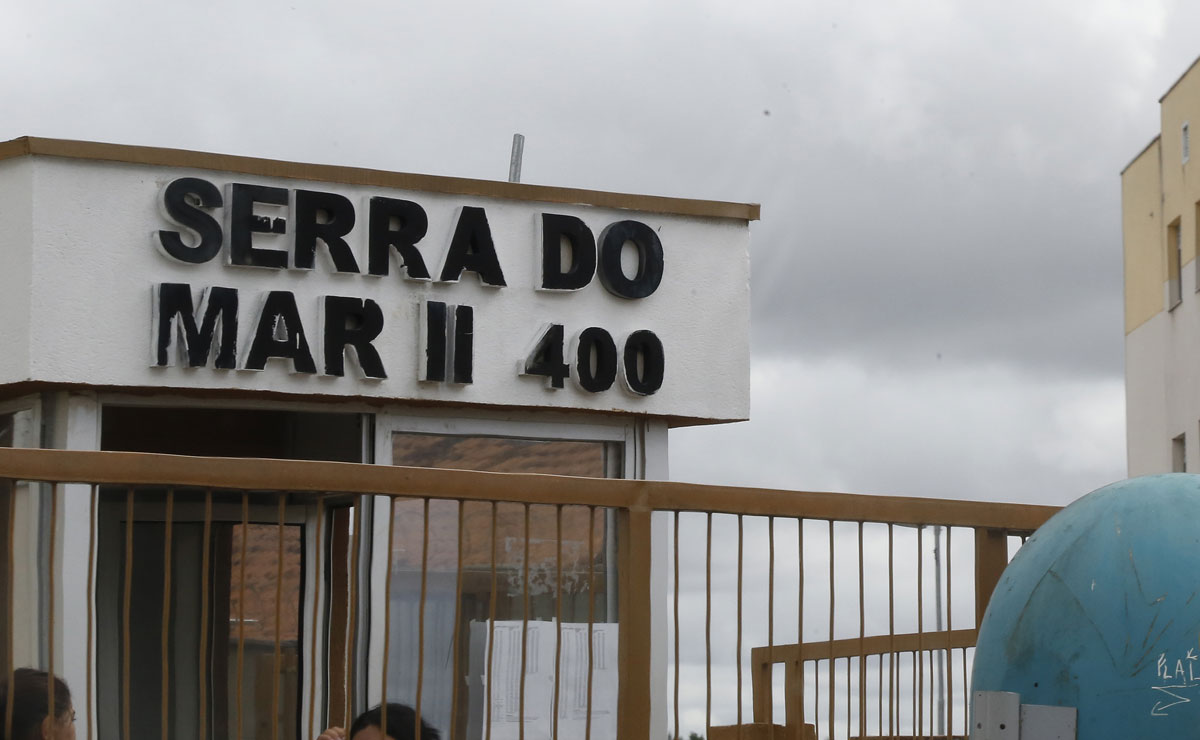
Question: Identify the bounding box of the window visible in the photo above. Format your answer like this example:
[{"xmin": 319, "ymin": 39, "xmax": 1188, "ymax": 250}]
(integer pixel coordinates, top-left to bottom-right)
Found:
[
  {"xmin": 376, "ymin": 415, "xmax": 633, "ymax": 740},
  {"xmin": 1173, "ymin": 433, "xmax": 1186, "ymax": 472},
  {"xmin": 1184, "ymin": 122, "xmax": 1191, "ymax": 163},
  {"xmin": 0, "ymin": 413, "xmax": 12, "ymax": 448},
  {"xmin": 94, "ymin": 491, "xmax": 310, "ymax": 740},
  {"xmin": 1169, "ymin": 218, "xmax": 1183, "ymax": 309}
]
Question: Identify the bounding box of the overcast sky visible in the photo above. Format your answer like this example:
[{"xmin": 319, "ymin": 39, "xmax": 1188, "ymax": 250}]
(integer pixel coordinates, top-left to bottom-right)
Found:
[
  {"xmin": 3, "ymin": 1, "xmax": 1194, "ymax": 506},
  {"xmin": 9, "ymin": 4, "xmax": 1200, "ymax": 738}
]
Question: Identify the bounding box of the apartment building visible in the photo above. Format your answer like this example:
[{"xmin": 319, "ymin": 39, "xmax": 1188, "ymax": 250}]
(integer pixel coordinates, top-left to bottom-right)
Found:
[{"xmin": 1122, "ymin": 57, "xmax": 1200, "ymax": 475}]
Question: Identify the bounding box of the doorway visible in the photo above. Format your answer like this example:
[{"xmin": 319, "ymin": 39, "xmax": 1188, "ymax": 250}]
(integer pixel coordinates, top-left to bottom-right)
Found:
[{"xmin": 94, "ymin": 405, "xmax": 367, "ymax": 740}]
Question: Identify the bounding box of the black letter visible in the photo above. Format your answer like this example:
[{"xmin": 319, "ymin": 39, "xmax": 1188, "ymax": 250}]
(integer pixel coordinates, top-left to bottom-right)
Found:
[
  {"xmin": 452, "ymin": 305, "xmax": 473, "ymax": 384},
  {"xmin": 598, "ymin": 220, "xmax": 664, "ymax": 299},
  {"xmin": 575, "ymin": 327, "xmax": 617, "ymax": 392},
  {"xmin": 323, "ymin": 296, "xmax": 386, "ymax": 378},
  {"xmin": 421, "ymin": 301, "xmax": 448, "ymax": 382},
  {"xmin": 622, "ymin": 330, "xmax": 665, "ymax": 395},
  {"xmin": 244, "ymin": 291, "xmax": 316, "ymax": 373},
  {"xmin": 439, "ymin": 206, "xmax": 506, "ymax": 286},
  {"xmin": 368, "ymin": 197, "xmax": 430, "ymax": 279},
  {"xmin": 229, "ymin": 183, "xmax": 289, "ymax": 269},
  {"xmin": 540, "ymin": 213, "xmax": 595, "ymax": 290},
  {"xmin": 154, "ymin": 283, "xmax": 238, "ymax": 368},
  {"xmin": 157, "ymin": 178, "xmax": 223, "ymax": 264},
  {"xmin": 294, "ymin": 190, "xmax": 360, "ymax": 272}
]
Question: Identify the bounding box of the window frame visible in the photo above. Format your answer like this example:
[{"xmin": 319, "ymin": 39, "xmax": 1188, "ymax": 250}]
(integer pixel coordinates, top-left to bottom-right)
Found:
[{"xmin": 365, "ymin": 409, "xmax": 646, "ymax": 726}]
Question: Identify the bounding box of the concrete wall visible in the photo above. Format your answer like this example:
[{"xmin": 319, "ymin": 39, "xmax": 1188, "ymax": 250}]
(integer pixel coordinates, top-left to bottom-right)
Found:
[{"xmin": 0, "ymin": 159, "xmax": 33, "ymax": 384}]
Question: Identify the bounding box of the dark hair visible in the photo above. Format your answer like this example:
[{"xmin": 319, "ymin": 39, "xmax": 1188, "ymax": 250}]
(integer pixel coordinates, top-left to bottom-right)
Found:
[
  {"xmin": 349, "ymin": 703, "xmax": 438, "ymax": 740},
  {"xmin": 0, "ymin": 669, "xmax": 72, "ymax": 740}
]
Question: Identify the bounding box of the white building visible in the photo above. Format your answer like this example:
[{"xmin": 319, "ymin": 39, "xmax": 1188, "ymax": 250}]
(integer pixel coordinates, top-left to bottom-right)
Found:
[
  {"xmin": 0, "ymin": 137, "xmax": 755, "ymax": 740},
  {"xmin": 1121, "ymin": 58, "xmax": 1200, "ymax": 475}
]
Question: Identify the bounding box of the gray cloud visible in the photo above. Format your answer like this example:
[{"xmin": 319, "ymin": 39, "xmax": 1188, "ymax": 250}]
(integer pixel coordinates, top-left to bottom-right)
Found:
[{"xmin": 0, "ymin": 0, "xmax": 1186, "ymax": 491}]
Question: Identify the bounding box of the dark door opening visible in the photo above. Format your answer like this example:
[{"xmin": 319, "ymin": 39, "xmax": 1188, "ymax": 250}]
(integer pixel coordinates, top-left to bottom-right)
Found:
[{"xmin": 100, "ymin": 406, "xmax": 365, "ymax": 462}]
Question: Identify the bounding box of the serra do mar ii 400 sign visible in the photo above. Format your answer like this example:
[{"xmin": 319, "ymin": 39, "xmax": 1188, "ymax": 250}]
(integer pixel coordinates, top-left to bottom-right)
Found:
[
  {"xmin": 153, "ymin": 177, "xmax": 667, "ymax": 395},
  {"xmin": 0, "ymin": 138, "xmax": 754, "ymax": 424}
]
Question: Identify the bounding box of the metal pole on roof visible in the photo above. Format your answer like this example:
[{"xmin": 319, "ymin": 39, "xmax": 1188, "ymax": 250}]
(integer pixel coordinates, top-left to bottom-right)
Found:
[{"xmin": 508, "ymin": 133, "xmax": 525, "ymax": 183}]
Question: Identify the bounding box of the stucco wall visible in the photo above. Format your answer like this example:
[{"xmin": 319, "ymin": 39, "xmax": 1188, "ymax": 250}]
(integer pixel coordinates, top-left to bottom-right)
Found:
[
  {"xmin": 2, "ymin": 153, "xmax": 752, "ymax": 424},
  {"xmin": 0, "ymin": 159, "xmax": 33, "ymax": 386}
]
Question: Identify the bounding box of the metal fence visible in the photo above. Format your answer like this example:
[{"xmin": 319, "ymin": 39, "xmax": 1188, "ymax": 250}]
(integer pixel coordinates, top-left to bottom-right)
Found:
[{"xmin": 0, "ymin": 448, "xmax": 1057, "ymax": 740}]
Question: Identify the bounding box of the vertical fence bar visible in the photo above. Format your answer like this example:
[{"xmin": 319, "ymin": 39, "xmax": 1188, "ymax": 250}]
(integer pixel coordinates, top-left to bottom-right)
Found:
[
  {"xmin": 797, "ymin": 518, "xmax": 805, "ymax": 733},
  {"xmin": 887, "ymin": 524, "xmax": 895, "ymax": 737},
  {"xmin": 813, "ymin": 660, "xmax": 819, "ymax": 739},
  {"xmin": 5, "ymin": 481, "xmax": 15, "ymax": 740},
  {"xmin": 673, "ymin": 512, "xmax": 679, "ymax": 740},
  {"xmin": 485, "ymin": 503, "xmax": 497, "ymax": 740},
  {"xmin": 199, "ymin": 492, "xmax": 212, "ymax": 740},
  {"xmin": 381, "ymin": 496, "xmax": 400, "ymax": 734},
  {"xmin": 553, "ymin": 505, "xmax": 563, "ymax": 740},
  {"xmin": 877, "ymin": 653, "xmax": 883, "ymax": 737},
  {"xmin": 451, "ymin": 502, "xmax": 466, "ymax": 740},
  {"xmin": 615, "ymin": 506, "xmax": 653, "ymax": 740},
  {"xmin": 272, "ymin": 494, "xmax": 286, "ymax": 740},
  {"xmin": 160, "ymin": 490, "xmax": 174, "ymax": 740},
  {"xmin": 705, "ymin": 513, "xmax": 712, "ymax": 739},
  {"xmin": 86, "ymin": 485, "xmax": 97, "ymax": 740},
  {"xmin": 122, "ymin": 488, "xmax": 134, "ymax": 740},
  {"xmin": 346, "ymin": 499, "xmax": 363, "ymax": 725},
  {"xmin": 47, "ymin": 483, "xmax": 58, "ymax": 723},
  {"xmin": 736, "ymin": 514, "xmax": 744, "ymax": 740},
  {"xmin": 417, "ymin": 498, "xmax": 431, "ymax": 740},
  {"xmin": 826, "ymin": 521, "xmax": 834, "ymax": 740},
  {"xmin": 519, "ymin": 504, "xmax": 530, "ymax": 740},
  {"xmin": 975, "ymin": 528, "xmax": 1007, "ymax": 630},
  {"xmin": 857, "ymin": 522, "xmax": 865, "ymax": 734},
  {"xmin": 238, "ymin": 494, "xmax": 250, "ymax": 740},
  {"xmin": 961, "ymin": 649, "xmax": 969, "ymax": 729},
  {"xmin": 946, "ymin": 527, "xmax": 954, "ymax": 736},
  {"xmin": 585, "ymin": 506, "xmax": 596, "ymax": 740},
  {"xmin": 767, "ymin": 516, "xmax": 775, "ymax": 740},
  {"xmin": 911, "ymin": 651, "xmax": 917, "ymax": 736},
  {"xmin": 307, "ymin": 500, "xmax": 324, "ymax": 740},
  {"xmin": 845, "ymin": 657, "xmax": 851, "ymax": 739},
  {"xmin": 916, "ymin": 526, "xmax": 924, "ymax": 738}
]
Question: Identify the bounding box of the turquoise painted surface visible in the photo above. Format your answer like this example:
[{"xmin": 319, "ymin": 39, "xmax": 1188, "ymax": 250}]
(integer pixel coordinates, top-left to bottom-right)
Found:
[{"xmin": 972, "ymin": 474, "xmax": 1200, "ymax": 738}]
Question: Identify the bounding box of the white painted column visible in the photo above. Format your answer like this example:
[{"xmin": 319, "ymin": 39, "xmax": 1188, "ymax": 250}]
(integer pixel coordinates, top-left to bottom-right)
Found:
[
  {"xmin": 57, "ymin": 393, "xmax": 100, "ymax": 740},
  {"xmin": 643, "ymin": 419, "xmax": 670, "ymax": 740}
]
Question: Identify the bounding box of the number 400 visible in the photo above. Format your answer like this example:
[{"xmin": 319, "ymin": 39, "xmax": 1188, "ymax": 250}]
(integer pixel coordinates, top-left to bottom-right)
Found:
[{"xmin": 523, "ymin": 324, "xmax": 664, "ymax": 395}]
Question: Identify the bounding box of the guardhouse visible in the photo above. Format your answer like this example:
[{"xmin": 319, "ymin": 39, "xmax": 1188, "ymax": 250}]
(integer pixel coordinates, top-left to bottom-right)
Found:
[{"xmin": 0, "ymin": 138, "xmax": 755, "ymax": 740}]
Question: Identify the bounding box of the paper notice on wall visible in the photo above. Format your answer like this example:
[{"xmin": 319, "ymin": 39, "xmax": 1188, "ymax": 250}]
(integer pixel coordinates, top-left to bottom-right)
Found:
[{"xmin": 471, "ymin": 620, "xmax": 618, "ymax": 740}]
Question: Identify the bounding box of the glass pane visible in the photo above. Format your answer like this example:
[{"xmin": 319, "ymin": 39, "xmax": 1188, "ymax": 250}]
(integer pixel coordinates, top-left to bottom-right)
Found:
[
  {"xmin": 95, "ymin": 491, "xmax": 304, "ymax": 740},
  {"xmin": 387, "ymin": 433, "xmax": 620, "ymax": 740},
  {"xmin": 391, "ymin": 434, "xmax": 617, "ymax": 476},
  {"xmin": 0, "ymin": 412, "xmax": 13, "ymax": 447}
]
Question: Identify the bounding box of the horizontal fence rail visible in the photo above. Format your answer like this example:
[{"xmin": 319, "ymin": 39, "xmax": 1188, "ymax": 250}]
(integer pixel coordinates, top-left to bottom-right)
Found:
[{"xmin": 0, "ymin": 448, "xmax": 1059, "ymax": 740}]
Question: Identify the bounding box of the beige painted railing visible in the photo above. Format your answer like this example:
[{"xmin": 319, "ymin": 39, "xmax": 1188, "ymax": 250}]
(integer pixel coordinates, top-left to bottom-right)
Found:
[{"xmin": 0, "ymin": 448, "xmax": 1058, "ymax": 740}]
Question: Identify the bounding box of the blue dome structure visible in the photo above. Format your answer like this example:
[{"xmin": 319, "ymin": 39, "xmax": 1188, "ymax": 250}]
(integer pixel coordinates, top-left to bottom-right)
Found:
[{"xmin": 972, "ymin": 474, "xmax": 1200, "ymax": 738}]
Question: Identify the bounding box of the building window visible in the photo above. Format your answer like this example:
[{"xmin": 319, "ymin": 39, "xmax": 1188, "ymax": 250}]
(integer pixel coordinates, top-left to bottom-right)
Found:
[
  {"xmin": 1173, "ymin": 434, "xmax": 1187, "ymax": 472},
  {"xmin": 378, "ymin": 415, "xmax": 631, "ymax": 740},
  {"xmin": 1169, "ymin": 219, "xmax": 1183, "ymax": 309},
  {"xmin": 94, "ymin": 491, "xmax": 310, "ymax": 740},
  {"xmin": 1185, "ymin": 122, "xmax": 1191, "ymax": 163}
]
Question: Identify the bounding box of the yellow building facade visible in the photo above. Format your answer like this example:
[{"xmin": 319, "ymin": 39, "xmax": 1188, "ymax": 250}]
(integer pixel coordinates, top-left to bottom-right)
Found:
[{"xmin": 1123, "ymin": 57, "xmax": 1200, "ymax": 474}]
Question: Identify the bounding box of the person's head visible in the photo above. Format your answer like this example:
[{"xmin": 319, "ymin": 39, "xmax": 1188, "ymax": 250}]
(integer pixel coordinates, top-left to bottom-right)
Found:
[
  {"xmin": 348, "ymin": 703, "xmax": 438, "ymax": 740},
  {"xmin": 0, "ymin": 669, "xmax": 74, "ymax": 740}
]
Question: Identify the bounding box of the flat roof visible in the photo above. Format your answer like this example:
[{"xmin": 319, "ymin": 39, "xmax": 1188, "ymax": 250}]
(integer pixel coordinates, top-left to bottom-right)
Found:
[{"xmin": 0, "ymin": 136, "xmax": 760, "ymax": 222}]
